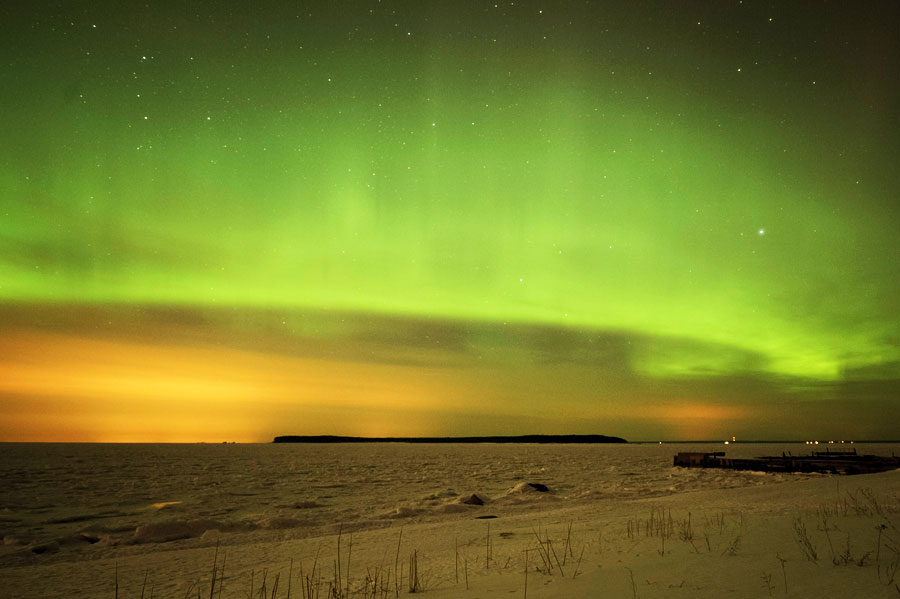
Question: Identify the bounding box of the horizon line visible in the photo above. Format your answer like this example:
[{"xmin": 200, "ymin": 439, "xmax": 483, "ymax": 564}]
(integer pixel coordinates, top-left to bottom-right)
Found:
[{"xmin": 3, "ymin": 438, "xmax": 899, "ymax": 444}]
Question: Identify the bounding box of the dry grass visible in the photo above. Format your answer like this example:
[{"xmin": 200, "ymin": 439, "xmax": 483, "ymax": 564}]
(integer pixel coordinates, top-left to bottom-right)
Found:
[{"xmin": 109, "ymin": 485, "xmax": 900, "ymax": 598}]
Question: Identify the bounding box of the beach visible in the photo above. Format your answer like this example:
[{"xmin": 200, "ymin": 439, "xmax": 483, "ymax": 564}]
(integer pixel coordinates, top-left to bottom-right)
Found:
[{"xmin": 2, "ymin": 442, "xmax": 899, "ymax": 598}]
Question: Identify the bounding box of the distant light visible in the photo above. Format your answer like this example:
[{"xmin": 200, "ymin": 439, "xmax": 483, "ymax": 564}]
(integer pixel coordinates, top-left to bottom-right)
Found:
[
  {"xmin": 724, "ymin": 441, "xmax": 729, "ymax": 445},
  {"xmin": 758, "ymin": 229, "xmax": 765, "ymax": 235}
]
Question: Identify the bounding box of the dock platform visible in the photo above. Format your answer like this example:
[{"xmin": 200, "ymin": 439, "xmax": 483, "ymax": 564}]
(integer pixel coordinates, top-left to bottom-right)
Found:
[{"xmin": 673, "ymin": 449, "xmax": 900, "ymax": 475}]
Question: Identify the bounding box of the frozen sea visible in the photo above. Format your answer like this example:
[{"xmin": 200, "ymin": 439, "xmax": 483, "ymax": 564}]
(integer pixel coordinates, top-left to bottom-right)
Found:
[{"xmin": 4, "ymin": 440, "xmax": 897, "ymax": 569}]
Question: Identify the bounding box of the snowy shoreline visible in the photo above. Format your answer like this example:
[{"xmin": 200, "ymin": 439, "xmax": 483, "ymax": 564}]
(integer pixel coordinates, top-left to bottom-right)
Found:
[{"xmin": 2, "ymin": 443, "xmax": 899, "ymax": 598}]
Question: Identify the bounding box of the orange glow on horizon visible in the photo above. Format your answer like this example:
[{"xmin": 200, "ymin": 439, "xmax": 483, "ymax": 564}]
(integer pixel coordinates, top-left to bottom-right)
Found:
[
  {"xmin": 0, "ymin": 330, "xmax": 764, "ymax": 443},
  {"xmin": 0, "ymin": 330, "xmax": 495, "ymax": 442}
]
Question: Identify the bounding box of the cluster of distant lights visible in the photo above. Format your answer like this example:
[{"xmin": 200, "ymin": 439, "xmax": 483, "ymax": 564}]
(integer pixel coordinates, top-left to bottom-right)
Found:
[
  {"xmin": 655, "ymin": 438, "xmax": 856, "ymax": 445},
  {"xmin": 717, "ymin": 437, "xmax": 853, "ymax": 446},
  {"xmin": 804, "ymin": 440, "xmax": 853, "ymax": 445}
]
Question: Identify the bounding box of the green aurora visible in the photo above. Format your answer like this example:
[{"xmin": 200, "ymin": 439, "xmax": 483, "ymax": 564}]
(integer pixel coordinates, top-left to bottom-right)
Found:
[{"xmin": 1, "ymin": 1, "xmax": 898, "ymax": 440}]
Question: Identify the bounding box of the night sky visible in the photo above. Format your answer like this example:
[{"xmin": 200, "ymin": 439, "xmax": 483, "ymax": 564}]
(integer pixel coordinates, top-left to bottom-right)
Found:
[{"xmin": 1, "ymin": 1, "xmax": 898, "ymax": 442}]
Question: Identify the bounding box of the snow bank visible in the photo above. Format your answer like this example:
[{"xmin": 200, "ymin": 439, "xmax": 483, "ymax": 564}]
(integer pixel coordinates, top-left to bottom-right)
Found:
[{"xmin": 130, "ymin": 519, "xmax": 245, "ymax": 544}]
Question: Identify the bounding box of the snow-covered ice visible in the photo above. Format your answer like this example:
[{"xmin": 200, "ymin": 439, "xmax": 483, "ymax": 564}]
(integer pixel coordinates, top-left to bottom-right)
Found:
[{"xmin": 1, "ymin": 442, "xmax": 899, "ymax": 598}]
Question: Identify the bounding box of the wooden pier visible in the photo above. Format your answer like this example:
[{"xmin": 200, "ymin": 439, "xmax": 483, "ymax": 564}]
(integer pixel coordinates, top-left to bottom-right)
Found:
[{"xmin": 673, "ymin": 449, "xmax": 900, "ymax": 475}]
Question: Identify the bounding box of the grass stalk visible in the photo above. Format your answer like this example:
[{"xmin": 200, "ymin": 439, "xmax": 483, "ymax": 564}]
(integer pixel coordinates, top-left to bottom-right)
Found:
[
  {"xmin": 300, "ymin": 561, "xmax": 306, "ymax": 599},
  {"xmin": 455, "ymin": 536, "xmax": 459, "ymax": 584},
  {"xmin": 270, "ymin": 572, "xmax": 280, "ymax": 599},
  {"xmin": 530, "ymin": 527, "xmax": 552, "ymax": 574},
  {"xmin": 394, "ymin": 528, "xmax": 403, "ymax": 598},
  {"xmin": 209, "ymin": 541, "xmax": 219, "ymax": 599},
  {"xmin": 287, "ymin": 558, "xmax": 292, "ymax": 599},
  {"xmin": 793, "ymin": 516, "xmax": 818, "ymax": 562},
  {"xmin": 140, "ymin": 568, "xmax": 149, "ymax": 599},
  {"xmin": 218, "ymin": 552, "xmax": 226, "ymax": 599},
  {"xmin": 336, "ymin": 525, "xmax": 343, "ymax": 598},
  {"xmin": 777, "ymin": 553, "xmax": 788, "ymax": 593},
  {"xmin": 549, "ymin": 539, "xmax": 565, "ymax": 577},
  {"xmin": 572, "ymin": 546, "xmax": 585, "ymax": 579},
  {"xmin": 407, "ymin": 550, "xmax": 421, "ymax": 593},
  {"xmin": 259, "ymin": 568, "xmax": 268, "ymax": 599},
  {"xmin": 523, "ymin": 549, "xmax": 529, "ymax": 599},
  {"xmin": 346, "ymin": 534, "xmax": 352, "ymax": 598},
  {"xmin": 465, "ymin": 556, "xmax": 469, "ymax": 590},
  {"xmin": 626, "ymin": 566, "xmax": 637, "ymax": 599}
]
